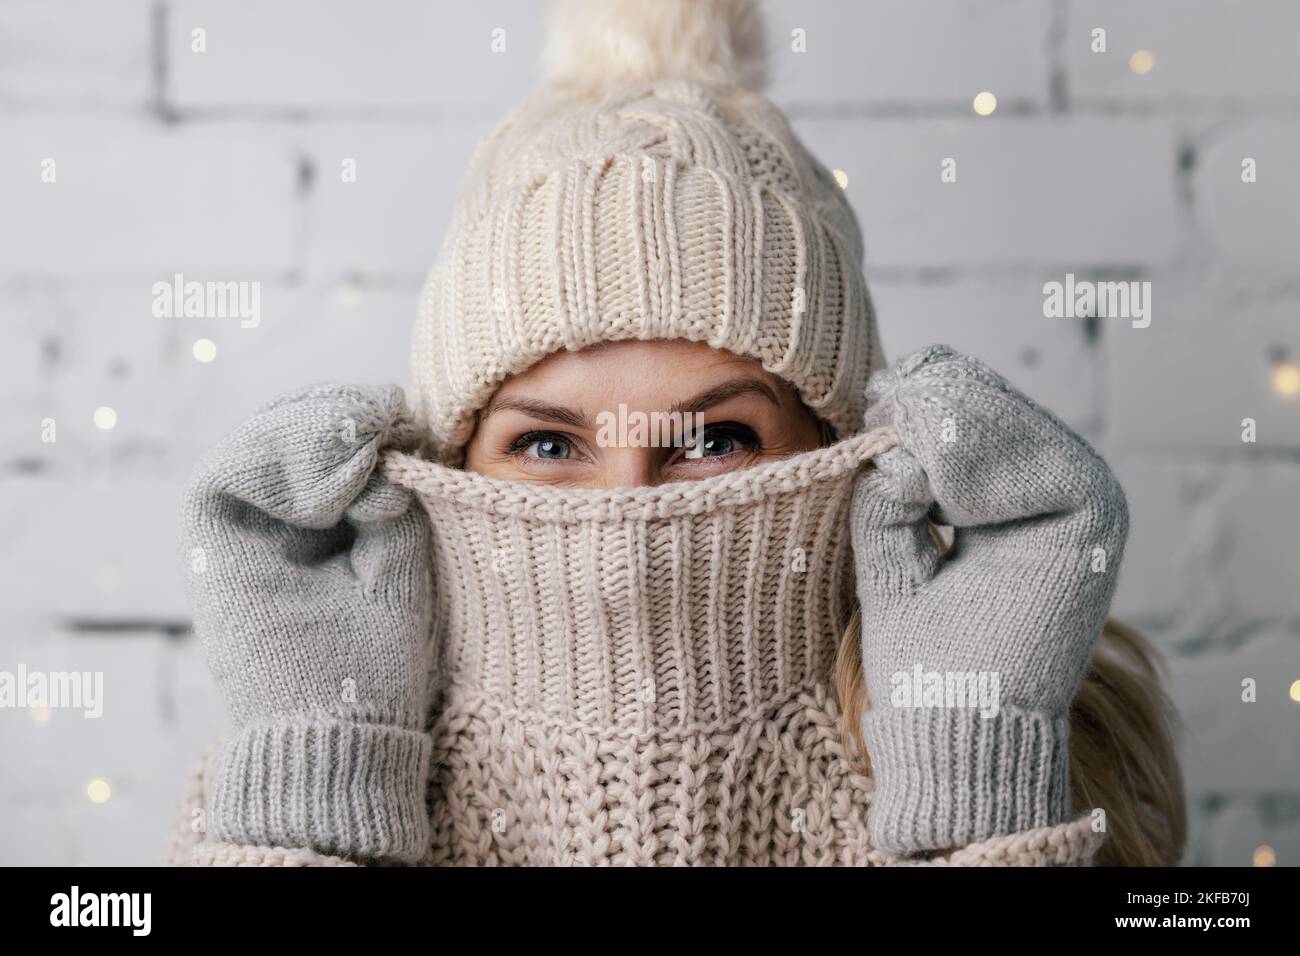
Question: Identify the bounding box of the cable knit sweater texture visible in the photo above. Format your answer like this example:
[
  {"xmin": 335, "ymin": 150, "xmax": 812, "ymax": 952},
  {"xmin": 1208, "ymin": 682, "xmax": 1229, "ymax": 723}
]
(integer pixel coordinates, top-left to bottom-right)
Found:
[{"xmin": 165, "ymin": 424, "xmax": 1105, "ymax": 867}]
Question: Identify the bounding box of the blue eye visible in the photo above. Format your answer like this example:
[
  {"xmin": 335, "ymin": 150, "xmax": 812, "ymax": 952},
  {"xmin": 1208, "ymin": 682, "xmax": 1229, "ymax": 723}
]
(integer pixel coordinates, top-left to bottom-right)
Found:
[
  {"xmin": 511, "ymin": 431, "xmax": 572, "ymax": 460},
  {"xmin": 701, "ymin": 432, "xmax": 735, "ymax": 456},
  {"xmin": 532, "ymin": 438, "xmax": 570, "ymax": 459},
  {"xmin": 694, "ymin": 424, "xmax": 758, "ymax": 458}
]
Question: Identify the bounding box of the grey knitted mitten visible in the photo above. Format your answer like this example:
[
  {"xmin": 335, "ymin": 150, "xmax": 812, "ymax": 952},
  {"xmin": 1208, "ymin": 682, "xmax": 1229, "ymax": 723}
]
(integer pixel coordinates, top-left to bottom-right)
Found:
[
  {"xmin": 180, "ymin": 384, "xmax": 434, "ymax": 862},
  {"xmin": 850, "ymin": 345, "xmax": 1128, "ymax": 854}
]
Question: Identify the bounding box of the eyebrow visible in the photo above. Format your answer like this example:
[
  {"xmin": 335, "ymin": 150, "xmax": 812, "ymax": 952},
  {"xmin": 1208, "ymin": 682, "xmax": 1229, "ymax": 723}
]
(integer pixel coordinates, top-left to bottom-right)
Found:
[
  {"xmin": 480, "ymin": 397, "xmax": 593, "ymax": 429},
  {"xmin": 669, "ymin": 379, "xmax": 782, "ymax": 416},
  {"xmin": 480, "ymin": 377, "xmax": 783, "ymax": 429}
]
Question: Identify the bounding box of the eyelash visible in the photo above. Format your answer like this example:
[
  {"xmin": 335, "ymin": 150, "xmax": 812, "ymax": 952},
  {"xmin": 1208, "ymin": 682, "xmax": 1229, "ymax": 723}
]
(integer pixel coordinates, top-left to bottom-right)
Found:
[
  {"xmin": 674, "ymin": 423, "xmax": 760, "ymax": 464},
  {"xmin": 505, "ymin": 424, "xmax": 762, "ymax": 464},
  {"xmin": 507, "ymin": 430, "xmax": 581, "ymax": 463}
]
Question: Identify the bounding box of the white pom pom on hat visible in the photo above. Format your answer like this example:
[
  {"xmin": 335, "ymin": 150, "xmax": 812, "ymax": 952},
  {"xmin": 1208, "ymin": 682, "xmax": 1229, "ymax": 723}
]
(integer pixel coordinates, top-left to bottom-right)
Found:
[
  {"xmin": 409, "ymin": 0, "xmax": 883, "ymax": 462},
  {"xmin": 543, "ymin": 0, "xmax": 768, "ymax": 94}
]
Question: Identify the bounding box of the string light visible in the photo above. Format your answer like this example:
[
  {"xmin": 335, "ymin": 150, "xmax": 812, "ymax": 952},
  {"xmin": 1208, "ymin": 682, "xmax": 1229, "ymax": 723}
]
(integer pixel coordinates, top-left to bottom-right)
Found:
[
  {"xmin": 972, "ymin": 91, "xmax": 997, "ymax": 116},
  {"xmin": 1130, "ymin": 50, "xmax": 1155, "ymax": 75},
  {"xmin": 1289, "ymin": 679, "xmax": 1300, "ymax": 702},
  {"xmin": 86, "ymin": 779, "xmax": 112, "ymax": 804},
  {"xmin": 192, "ymin": 338, "xmax": 217, "ymax": 363},
  {"xmin": 831, "ymin": 169, "xmax": 849, "ymax": 189},
  {"xmin": 1272, "ymin": 361, "xmax": 1300, "ymax": 397},
  {"xmin": 92, "ymin": 406, "xmax": 117, "ymax": 430},
  {"xmin": 1253, "ymin": 845, "xmax": 1276, "ymax": 867}
]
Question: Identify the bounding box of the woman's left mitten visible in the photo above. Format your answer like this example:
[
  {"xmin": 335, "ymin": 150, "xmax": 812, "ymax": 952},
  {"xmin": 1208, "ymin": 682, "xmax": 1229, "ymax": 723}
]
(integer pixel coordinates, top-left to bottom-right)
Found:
[
  {"xmin": 180, "ymin": 384, "xmax": 434, "ymax": 862},
  {"xmin": 850, "ymin": 346, "xmax": 1129, "ymax": 854}
]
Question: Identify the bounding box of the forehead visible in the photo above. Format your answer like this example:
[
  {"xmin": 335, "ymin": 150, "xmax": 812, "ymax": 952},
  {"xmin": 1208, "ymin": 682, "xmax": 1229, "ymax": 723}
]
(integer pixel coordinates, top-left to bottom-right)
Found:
[{"xmin": 496, "ymin": 340, "xmax": 779, "ymax": 404}]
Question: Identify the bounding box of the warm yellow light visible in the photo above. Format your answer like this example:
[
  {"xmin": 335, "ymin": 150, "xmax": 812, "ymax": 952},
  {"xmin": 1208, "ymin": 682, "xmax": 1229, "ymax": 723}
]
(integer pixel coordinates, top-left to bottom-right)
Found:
[
  {"xmin": 1289, "ymin": 679, "xmax": 1300, "ymax": 702},
  {"xmin": 972, "ymin": 91, "xmax": 997, "ymax": 116},
  {"xmin": 832, "ymin": 169, "xmax": 849, "ymax": 189},
  {"xmin": 192, "ymin": 338, "xmax": 217, "ymax": 363},
  {"xmin": 1253, "ymin": 844, "xmax": 1276, "ymax": 867},
  {"xmin": 93, "ymin": 406, "xmax": 117, "ymax": 430},
  {"xmin": 86, "ymin": 779, "xmax": 112, "ymax": 804},
  {"xmin": 1273, "ymin": 362, "xmax": 1300, "ymax": 397},
  {"xmin": 31, "ymin": 706, "xmax": 51, "ymax": 725},
  {"xmin": 1130, "ymin": 50, "xmax": 1155, "ymax": 75}
]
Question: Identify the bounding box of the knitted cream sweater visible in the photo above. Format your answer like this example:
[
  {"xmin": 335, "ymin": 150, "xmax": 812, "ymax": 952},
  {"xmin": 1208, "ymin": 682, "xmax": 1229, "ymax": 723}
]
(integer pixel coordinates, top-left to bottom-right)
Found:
[{"xmin": 164, "ymin": 427, "xmax": 1103, "ymax": 866}]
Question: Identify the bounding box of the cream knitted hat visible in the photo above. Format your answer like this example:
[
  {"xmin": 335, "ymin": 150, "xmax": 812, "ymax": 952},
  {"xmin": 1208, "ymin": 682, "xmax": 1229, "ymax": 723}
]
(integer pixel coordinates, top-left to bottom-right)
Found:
[{"xmin": 409, "ymin": 0, "xmax": 883, "ymax": 460}]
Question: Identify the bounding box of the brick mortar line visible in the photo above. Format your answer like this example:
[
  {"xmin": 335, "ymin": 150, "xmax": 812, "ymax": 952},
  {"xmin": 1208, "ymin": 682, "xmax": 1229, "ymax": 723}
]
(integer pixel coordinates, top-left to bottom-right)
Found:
[{"xmin": 5, "ymin": 101, "xmax": 1300, "ymax": 122}]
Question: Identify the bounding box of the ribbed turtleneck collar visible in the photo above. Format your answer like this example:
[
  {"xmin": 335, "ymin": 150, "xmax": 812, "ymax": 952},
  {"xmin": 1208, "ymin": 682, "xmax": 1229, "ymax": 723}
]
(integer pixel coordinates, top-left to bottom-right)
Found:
[{"xmin": 382, "ymin": 426, "xmax": 896, "ymax": 735}]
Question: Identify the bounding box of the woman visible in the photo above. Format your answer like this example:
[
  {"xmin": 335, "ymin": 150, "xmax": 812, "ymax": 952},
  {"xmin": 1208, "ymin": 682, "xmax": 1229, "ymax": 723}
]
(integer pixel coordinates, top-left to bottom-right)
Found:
[{"xmin": 166, "ymin": 0, "xmax": 1183, "ymax": 866}]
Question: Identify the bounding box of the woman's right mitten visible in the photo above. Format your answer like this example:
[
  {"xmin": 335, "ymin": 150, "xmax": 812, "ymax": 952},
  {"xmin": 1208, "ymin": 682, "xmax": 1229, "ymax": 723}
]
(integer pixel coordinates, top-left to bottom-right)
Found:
[
  {"xmin": 180, "ymin": 383, "xmax": 435, "ymax": 862},
  {"xmin": 849, "ymin": 346, "xmax": 1129, "ymax": 855}
]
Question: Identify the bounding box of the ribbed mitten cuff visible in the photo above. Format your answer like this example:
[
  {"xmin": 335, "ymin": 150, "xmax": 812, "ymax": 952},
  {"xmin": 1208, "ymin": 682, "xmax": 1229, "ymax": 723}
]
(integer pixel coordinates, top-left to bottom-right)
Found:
[
  {"xmin": 863, "ymin": 703, "xmax": 1071, "ymax": 854},
  {"xmin": 209, "ymin": 717, "xmax": 431, "ymax": 863}
]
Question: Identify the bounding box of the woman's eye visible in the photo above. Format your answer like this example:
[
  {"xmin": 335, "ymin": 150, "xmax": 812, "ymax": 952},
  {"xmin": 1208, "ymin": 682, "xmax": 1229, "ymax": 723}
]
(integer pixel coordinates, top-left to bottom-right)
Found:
[
  {"xmin": 694, "ymin": 424, "xmax": 758, "ymax": 458},
  {"xmin": 511, "ymin": 431, "xmax": 573, "ymax": 460}
]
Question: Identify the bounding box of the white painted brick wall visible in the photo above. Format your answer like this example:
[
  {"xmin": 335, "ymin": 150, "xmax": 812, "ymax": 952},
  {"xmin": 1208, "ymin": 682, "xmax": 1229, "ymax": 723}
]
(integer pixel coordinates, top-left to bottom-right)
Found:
[
  {"xmin": 2, "ymin": 0, "xmax": 1297, "ymax": 867},
  {"xmin": 166, "ymin": 0, "xmax": 546, "ymax": 114},
  {"xmin": 0, "ymin": 118, "xmax": 299, "ymax": 274},
  {"xmin": 765, "ymin": 0, "xmax": 1053, "ymax": 109},
  {"xmin": 1196, "ymin": 120, "xmax": 1300, "ymax": 266},
  {"xmin": 1066, "ymin": 0, "xmax": 1300, "ymax": 106},
  {"xmin": 797, "ymin": 117, "xmax": 1182, "ymax": 268},
  {"xmin": 870, "ymin": 276, "xmax": 1100, "ymax": 430},
  {"xmin": 300, "ymin": 121, "xmax": 492, "ymax": 278},
  {"xmin": 1171, "ymin": 632, "xmax": 1300, "ymax": 796},
  {"xmin": 0, "ymin": 0, "xmax": 153, "ymax": 106},
  {"xmin": 1106, "ymin": 278, "xmax": 1300, "ymax": 451}
]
